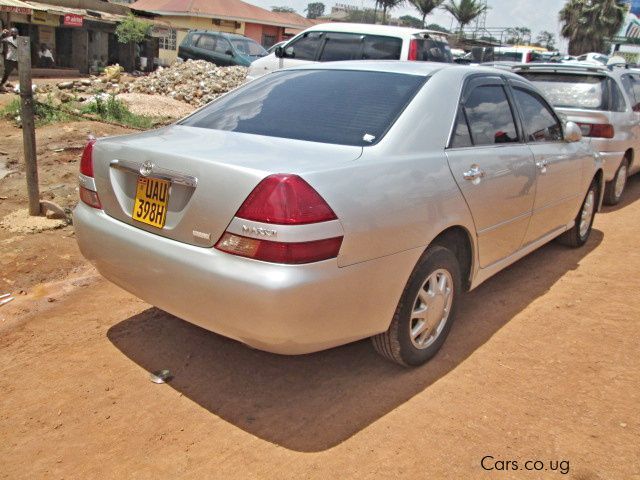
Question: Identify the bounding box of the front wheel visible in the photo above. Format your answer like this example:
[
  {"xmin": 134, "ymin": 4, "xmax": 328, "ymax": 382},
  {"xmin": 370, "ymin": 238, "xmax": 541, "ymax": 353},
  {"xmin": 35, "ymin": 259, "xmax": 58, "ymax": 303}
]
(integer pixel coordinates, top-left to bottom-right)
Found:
[
  {"xmin": 371, "ymin": 246, "xmax": 461, "ymax": 366},
  {"xmin": 603, "ymin": 159, "xmax": 628, "ymax": 205},
  {"xmin": 558, "ymin": 180, "xmax": 598, "ymax": 248}
]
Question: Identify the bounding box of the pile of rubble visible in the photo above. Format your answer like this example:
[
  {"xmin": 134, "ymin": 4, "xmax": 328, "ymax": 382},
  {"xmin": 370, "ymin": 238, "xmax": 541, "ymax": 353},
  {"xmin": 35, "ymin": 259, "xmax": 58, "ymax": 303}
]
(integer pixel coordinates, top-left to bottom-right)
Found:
[
  {"xmin": 35, "ymin": 60, "xmax": 248, "ymax": 109},
  {"xmin": 122, "ymin": 60, "xmax": 248, "ymax": 107}
]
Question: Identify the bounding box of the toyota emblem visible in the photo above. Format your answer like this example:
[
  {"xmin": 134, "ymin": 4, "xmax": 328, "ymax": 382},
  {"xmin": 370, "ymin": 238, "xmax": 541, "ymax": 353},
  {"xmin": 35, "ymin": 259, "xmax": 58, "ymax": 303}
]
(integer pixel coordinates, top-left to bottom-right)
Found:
[{"xmin": 140, "ymin": 161, "xmax": 154, "ymax": 177}]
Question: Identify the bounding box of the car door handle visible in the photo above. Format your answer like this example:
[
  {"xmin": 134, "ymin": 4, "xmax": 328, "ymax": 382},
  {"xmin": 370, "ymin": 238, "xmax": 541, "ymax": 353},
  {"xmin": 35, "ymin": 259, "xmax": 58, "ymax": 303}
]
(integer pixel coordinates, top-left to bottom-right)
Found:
[
  {"xmin": 463, "ymin": 165, "xmax": 485, "ymax": 183},
  {"xmin": 536, "ymin": 160, "xmax": 549, "ymax": 173}
]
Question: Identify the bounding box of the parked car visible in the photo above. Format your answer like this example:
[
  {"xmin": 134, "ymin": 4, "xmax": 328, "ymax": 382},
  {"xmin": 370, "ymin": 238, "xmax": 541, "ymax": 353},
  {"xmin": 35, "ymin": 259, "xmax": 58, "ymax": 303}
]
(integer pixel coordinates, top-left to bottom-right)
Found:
[
  {"xmin": 74, "ymin": 62, "xmax": 603, "ymax": 366},
  {"xmin": 490, "ymin": 46, "xmax": 545, "ymax": 63},
  {"xmin": 178, "ymin": 30, "xmax": 267, "ymax": 67},
  {"xmin": 246, "ymin": 23, "xmax": 452, "ymax": 81},
  {"xmin": 266, "ymin": 40, "xmax": 286, "ymax": 55},
  {"xmin": 515, "ymin": 63, "xmax": 640, "ymax": 204}
]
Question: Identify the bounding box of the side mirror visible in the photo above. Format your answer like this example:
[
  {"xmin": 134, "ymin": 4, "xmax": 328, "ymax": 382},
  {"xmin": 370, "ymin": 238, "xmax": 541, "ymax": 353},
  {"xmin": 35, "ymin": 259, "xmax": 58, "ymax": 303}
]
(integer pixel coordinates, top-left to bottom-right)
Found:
[
  {"xmin": 225, "ymin": 49, "xmax": 234, "ymax": 57},
  {"xmin": 274, "ymin": 45, "xmax": 284, "ymax": 58},
  {"xmin": 564, "ymin": 121, "xmax": 582, "ymax": 142}
]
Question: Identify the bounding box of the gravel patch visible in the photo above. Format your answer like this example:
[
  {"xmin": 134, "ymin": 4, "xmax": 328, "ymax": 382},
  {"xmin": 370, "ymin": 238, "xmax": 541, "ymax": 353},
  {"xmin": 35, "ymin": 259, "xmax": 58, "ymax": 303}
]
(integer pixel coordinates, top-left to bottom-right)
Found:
[{"xmin": 117, "ymin": 93, "xmax": 196, "ymax": 119}]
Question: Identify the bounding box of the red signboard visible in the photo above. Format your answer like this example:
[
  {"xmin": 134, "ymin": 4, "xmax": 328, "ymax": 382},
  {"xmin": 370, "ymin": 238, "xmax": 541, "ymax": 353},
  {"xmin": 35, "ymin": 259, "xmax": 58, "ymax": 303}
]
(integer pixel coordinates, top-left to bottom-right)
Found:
[
  {"xmin": 0, "ymin": 6, "xmax": 32, "ymax": 14},
  {"xmin": 63, "ymin": 13, "xmax": 83, "ymax": 27}
]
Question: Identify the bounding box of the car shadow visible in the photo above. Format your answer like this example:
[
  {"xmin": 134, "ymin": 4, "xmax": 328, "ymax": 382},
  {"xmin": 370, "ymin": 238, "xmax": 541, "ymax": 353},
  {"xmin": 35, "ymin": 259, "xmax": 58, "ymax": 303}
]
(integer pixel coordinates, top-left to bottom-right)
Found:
[
  {"xmin": 600, "ymin": 172, "xmax": 640, "ymax": 213},
  {"xmin": 107, "ymin": 230, "xmax": 603, "ymax": 453}
]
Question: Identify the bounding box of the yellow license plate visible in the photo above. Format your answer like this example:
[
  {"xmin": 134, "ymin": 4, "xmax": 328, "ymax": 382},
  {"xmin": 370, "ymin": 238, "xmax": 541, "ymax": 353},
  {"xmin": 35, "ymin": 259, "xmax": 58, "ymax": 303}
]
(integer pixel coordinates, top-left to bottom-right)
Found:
[{"xmin": 132, "ymin": 177, "xmax": 170, "ymax": 229}]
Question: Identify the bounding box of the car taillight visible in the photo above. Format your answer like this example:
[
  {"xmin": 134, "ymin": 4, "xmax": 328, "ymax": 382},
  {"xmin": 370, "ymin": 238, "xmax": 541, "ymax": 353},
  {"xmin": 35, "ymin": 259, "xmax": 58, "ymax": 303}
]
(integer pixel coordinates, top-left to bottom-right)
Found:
[
  {"xmin": 525, "ymin": 52, "xmax": 532, "ymax": 63},
  {"xmin": 80, "ymin": 138, "xmax": 96, "ymax": 177},
  {"xmin": 78, "ymin": 138, "xmax": 101, "ymax": 209},
  {"xmin": 577, "ymin": 123, "xmax": 614, "ymax": 139},
  {"xmin": 215, "ymin": 174, "xmax": 343, "ymax": 264},
  {"xmin": 408, "ymin": 39, "xmax": 419, "ymax": 61},
  {"xmin": 236, "ymin": 174, "xmax": 337, "ymax": 224}
]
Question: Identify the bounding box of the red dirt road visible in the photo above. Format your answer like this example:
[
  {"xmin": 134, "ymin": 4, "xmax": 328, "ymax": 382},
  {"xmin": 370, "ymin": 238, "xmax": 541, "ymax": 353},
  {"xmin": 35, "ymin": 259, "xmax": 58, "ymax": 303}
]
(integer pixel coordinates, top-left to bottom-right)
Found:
[{"xmin": 1, "ymin": 176, "xmax": 639, "ymax": 478}]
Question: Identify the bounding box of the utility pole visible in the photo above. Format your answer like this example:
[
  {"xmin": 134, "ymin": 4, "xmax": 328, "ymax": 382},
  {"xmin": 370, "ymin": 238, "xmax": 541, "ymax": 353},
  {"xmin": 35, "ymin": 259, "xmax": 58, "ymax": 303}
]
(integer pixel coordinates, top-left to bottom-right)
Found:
[{"xmin": 17, "ymin": 36, "xmax": 40, "ymax": 216}]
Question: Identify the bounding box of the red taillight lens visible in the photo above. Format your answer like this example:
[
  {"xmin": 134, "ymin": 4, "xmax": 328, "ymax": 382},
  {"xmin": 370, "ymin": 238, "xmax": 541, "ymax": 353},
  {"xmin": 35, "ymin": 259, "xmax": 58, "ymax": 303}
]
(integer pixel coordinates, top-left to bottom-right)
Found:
[
  {"xmin": 80, "ymin": 139, "xmax": 96, "ymax": 177},
  {"xmin": 408, "ymin": 39, "xmax": 419, "ymax": 61},
  {"xmin": 79, "ymin": 186, "xmax": 101, "ymax": 209},
  {"xmin": 236, "ymin": 174, "xmax": 337, "ymax": 225},
  {"xmin": 577, "ymin": 123, "xmax": 614, "ymax": 139},
  {"xmin": 525, "ymin": 52, "xmax": 532, "ymax": 63},
  {"xmin": 215, "ymin": 233, "xmax": 342, "ymax": 264}
]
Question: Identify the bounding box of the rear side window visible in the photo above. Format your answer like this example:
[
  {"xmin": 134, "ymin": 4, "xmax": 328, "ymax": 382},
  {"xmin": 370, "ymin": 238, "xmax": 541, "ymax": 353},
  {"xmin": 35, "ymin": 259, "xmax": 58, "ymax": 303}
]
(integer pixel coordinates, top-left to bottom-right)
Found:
[
  {"xmin": 512, "ymin": 88, "xmax": 563, "ymax": 142},
  {"xmin": 363, "ymin": 35, "xmax": 401, "ymax": 60},
  {"xmin": 519, "ymin": 73, "xmax": 609, "ymax": 110},
  {"xmin": 609, "ymin": 79, "xmax": 626, "ymax": 112},
  {"xmin": 318, "ymin": 33, "xmax": 363, "ymax": 61},
  {"xmin": 451, "ymin": 106, "xmax": 473, "ymax": 148},
  {"xmin": 621, "ymin": 74, "xmax": 640, "ymax": 110},
  {"xmin": 181, "ymin": 70, "xmax": 426, "ymax": 146},
  {"xmin": 214, "ymin": 38, "xmax": 231, "ymax": 54},
  {"xmin": 196, "ymin": 34, "xmax": 216, "ymax": 51},
  {"xmin": 286, "ymin": 32, "xmax": 324, "ymax": 61},
  {"xmin": 463, "ymin": 85, "xmax": 518, "ymax": 146}
]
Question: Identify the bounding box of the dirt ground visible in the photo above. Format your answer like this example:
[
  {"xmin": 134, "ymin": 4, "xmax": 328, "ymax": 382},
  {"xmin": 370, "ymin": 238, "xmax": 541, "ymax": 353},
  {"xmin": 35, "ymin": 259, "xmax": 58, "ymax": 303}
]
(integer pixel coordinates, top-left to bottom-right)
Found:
[{"xmin": 0, "ymin": 112, "xmax": 639, "ymax": 479}]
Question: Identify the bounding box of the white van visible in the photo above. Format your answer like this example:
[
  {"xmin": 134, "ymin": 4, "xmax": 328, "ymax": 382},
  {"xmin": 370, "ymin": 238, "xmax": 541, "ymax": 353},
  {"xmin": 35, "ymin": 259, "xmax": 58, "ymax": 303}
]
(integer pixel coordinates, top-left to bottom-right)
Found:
[
  {"xmin": 491, "ymin": 46, "xmax": 544, "ymax": 63},
  {"xmin": 246, "ymin": 23, "xmax": 452, "ymax": 81}
]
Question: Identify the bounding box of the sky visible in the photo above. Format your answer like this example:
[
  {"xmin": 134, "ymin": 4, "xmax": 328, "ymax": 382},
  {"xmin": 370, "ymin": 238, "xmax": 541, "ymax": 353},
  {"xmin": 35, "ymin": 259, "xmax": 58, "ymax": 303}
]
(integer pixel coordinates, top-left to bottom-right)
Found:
[{"xmin": 248, "ymin": 0, "xmax": 570, "ymax": 51}]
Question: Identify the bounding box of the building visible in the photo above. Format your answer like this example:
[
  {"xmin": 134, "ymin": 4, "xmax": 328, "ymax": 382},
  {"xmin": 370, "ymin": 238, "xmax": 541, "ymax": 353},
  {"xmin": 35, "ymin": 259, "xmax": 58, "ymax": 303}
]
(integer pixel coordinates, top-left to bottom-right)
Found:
[
  {"xmin": 1, "ymin": 0, "xmax": 160, "ymax": 74},
  {"xmin": 129, "ymin": 0, "xmax": 311, "ymax": 65}
]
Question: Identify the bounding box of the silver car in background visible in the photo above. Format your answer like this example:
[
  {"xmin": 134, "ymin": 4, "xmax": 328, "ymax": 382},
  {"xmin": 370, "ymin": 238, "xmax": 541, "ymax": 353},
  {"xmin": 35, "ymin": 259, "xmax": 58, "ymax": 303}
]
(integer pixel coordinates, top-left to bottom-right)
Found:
[
  {"xmin": 74, "ymin": 62, "xmax": 603, "ymax": 366},
  {"xmin": 515, "ymin": 63, "xmax": 640, "ymax": 204}
]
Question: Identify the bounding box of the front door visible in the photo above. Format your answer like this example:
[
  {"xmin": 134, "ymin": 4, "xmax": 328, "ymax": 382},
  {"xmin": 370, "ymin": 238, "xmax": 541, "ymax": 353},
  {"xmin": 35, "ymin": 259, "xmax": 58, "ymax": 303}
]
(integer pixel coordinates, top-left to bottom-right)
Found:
[
  {"xmin": 508, "ymin": 82, "xmax": 584, "ymax": 243},
  {"xmin": 446, "ymin": 77, "xmax": 537, "ymax": 268}
]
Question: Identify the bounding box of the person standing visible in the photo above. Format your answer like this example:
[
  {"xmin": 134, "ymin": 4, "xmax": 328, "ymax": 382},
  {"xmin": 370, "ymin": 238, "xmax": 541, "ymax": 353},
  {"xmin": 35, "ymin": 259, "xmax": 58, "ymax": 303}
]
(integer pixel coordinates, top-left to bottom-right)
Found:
[{"xmin": 1, "ymin": 28, "xmax": 19, "ymax": 92}]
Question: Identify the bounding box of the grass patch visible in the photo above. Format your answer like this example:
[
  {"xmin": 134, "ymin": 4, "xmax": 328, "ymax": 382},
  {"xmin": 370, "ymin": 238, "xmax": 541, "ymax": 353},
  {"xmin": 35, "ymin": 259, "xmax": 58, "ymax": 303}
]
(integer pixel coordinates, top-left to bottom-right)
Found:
[
  {"xmin": 80, "ymin": 95, "xmax": 156, "ymax": 129},
  {"xmin": 1, "ymin": 96, "xmax": 72, "ymax": 126}
]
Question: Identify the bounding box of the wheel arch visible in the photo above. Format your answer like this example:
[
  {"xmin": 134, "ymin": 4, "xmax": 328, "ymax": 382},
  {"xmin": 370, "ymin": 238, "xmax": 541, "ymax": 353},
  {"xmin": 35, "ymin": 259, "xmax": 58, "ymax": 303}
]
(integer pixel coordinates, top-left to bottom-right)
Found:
[{"xmin": 429, "ymin": 225, "xmax": 475, "ymax": 292}]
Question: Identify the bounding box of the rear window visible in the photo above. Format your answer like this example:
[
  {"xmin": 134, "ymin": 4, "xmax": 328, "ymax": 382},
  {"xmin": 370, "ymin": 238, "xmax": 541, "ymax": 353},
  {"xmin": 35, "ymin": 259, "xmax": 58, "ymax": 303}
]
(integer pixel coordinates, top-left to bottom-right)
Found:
[
  {"xmin": 180, "ymin": 70, "xmax": 426, "ymax": 146},
  {"xmin": 519, "ymin": 73, "xmax": 609, "ymax": 110},
  {"xmin": 412, "ymin": 38, "xmax": 452, "ymax": 63}
]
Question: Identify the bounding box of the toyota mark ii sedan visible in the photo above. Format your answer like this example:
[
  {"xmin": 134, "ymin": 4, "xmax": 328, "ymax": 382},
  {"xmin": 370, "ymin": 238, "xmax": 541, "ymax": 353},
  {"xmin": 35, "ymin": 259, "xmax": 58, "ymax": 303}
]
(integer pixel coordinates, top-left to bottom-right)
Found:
[{"xmin": 74, "ymin": 62, "xmax": 603, "ymax": 366}]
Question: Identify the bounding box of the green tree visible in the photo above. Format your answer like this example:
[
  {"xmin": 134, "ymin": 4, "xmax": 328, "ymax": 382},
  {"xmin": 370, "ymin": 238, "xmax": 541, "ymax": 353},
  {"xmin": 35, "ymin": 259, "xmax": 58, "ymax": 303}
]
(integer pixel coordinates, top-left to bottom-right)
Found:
[
  {"xmin": 425, "ymin": 22, "xmax": 450, "ymax": 32},
  {"xmin": 559, "ymin": 0, "xmax": 626, "ymax": 55},
  {"xmin": 443, "ymin": 0, "xmax": 489, "ymax": 33},
  {"xmin": 399, "ymin": 14, "xmax": 424, "ymax": 27},
  {"xmin": 271, "ymin": 6, "xmax": 296, "ymax": 13},
  {"xmin": 536, "ymin": 30, "xmax": 556, "ymax": 50},
  {"xmin": 506, "ymin": 26, "xmax": 532, "ymax": 44},
  {"xmin": 305, "ymin": 2, "xmax": 325, "ymax": 18},
  {"xmin": 409, "ymin": 0, "xmax": 445, "ymax": 27},
  {"xmin": 115, "ymin": 14, "xmax": 151, "ymax": 44},
  {"xmin": 379, "ymin": 0, "xmax": 404, "ymax": 24}
]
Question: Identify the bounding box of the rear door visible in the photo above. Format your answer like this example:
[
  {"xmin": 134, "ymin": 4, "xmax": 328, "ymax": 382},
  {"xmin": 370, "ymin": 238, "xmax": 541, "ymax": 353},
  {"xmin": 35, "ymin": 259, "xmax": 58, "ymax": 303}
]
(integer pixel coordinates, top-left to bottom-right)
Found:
[
  {"xmin": 446, "ymin": 75, "xmax": 537, "ymax": 268},
  {"xmin": 193, "ymin": 34, "xmax": 219, "ymax": 64},
  {"xmin": 508, "ymin": 80, "xmax": 583, "ymax": 243}
]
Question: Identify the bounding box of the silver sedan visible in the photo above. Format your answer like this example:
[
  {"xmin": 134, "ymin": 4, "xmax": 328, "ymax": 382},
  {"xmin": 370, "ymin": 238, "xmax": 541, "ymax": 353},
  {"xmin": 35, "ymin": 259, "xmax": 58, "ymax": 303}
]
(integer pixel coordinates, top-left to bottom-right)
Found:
[{"xmin": 74, "ymin": 62, "xmax": 603, "ymax": 366}]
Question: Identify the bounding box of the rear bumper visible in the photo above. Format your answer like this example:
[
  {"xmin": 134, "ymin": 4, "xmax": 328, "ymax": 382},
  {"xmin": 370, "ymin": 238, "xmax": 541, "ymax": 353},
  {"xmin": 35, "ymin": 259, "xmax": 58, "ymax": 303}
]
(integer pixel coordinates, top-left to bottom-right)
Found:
[
  {"xmin": 73, "ymin": 203, "xmax": 419, "ymax": 354},
  {"xmin": 597, "ymin": 151, "xmax": 625, "ymax": 181}
]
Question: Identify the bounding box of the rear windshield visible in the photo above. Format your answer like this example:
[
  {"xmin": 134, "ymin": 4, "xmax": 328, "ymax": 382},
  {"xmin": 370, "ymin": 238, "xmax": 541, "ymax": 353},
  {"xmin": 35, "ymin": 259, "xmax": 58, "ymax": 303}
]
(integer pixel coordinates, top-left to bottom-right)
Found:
[
  {"xmin": 519, "ymin": 72, "xmax": 608, "ymax": 110},
  {"xmin": 180, "ymin": 70, "xmax": 426, "ymax": 146},
  {"xmin": 412, "ymin": 38, "xmax": 453, "ymax": 63}
]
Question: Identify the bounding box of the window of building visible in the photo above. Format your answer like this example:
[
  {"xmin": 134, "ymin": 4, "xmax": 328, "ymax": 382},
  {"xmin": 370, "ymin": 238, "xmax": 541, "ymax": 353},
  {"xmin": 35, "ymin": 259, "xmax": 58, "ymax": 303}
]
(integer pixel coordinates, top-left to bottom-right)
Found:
[{"xmin": 158, "ymin": 29, "xmax": 177, "ymax": 51}]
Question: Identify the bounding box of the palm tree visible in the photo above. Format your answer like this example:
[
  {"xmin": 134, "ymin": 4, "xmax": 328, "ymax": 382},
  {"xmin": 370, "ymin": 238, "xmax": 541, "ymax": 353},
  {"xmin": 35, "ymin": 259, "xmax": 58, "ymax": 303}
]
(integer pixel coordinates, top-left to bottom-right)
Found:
[
  {"xmin": 409, "ymin": 0, "xmax": 445, "ymax": 27},
  {"xmin": 379, "ymin": 0, "xmax": 404, "ymax": 24},
  {"xmin": 443, "ymin": 0, "xmax": 489, "ymax": 34},
  {"xmin": 559, "ymin": 0, "xmax": 626, "ymax": 55}
]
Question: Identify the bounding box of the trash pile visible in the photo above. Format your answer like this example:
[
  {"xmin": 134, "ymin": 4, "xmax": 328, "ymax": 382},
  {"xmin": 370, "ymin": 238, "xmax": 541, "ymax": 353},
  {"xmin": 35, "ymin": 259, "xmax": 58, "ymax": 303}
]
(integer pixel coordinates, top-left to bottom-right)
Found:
[
  {"xmin": 122, "ymin": 60, "xmax": 248, "ymax": 107},
  {"xmin": 34, "ymin": 60, "xmax": 248, "ymax": 109}
]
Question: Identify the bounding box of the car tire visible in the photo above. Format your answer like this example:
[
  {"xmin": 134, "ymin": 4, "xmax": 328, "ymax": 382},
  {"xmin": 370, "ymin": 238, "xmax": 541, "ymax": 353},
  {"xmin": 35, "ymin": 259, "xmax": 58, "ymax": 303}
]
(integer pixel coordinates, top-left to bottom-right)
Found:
[
  {"xmin": 603, "ymin": 158, "xmax": 628, "ymax": 206},
  {"xmin": 557, "ymin": 180, "xmax": 598, "ymax": 248},
  {"xmin": 371, "ymin": 245, "xmax": 461, "ymax": 367}
]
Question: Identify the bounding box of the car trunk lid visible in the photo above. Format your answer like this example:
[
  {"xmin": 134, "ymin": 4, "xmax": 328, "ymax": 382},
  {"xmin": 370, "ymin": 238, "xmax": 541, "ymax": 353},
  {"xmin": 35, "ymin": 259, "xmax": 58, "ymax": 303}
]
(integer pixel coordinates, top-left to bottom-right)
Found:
[{"xmin": 91, "ymin": 125, "xmax": 362, "ymax": 248}]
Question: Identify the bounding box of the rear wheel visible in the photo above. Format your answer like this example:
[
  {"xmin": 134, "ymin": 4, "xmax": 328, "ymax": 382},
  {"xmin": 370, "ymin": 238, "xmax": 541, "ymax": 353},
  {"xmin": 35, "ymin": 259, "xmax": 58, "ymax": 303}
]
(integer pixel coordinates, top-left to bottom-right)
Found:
[
  {"xmin": 604, "ymin": 158, "xmax": 628, "ymax": 205},
  {"xmin": 558, "ymin": 180, "xmax": 597, "ymax": 248},
  {"xmin": 371, "ymin": 246, "xmax": 461, "ymax": 366}
]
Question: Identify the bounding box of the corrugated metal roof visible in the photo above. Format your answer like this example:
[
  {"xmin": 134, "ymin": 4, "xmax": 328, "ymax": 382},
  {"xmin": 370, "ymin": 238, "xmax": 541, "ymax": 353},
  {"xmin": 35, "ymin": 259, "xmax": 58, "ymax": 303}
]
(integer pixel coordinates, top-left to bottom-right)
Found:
[
  {"xmin": 0, "ymin": 0, "xmax": 45, "ymax": 12},
  {"xmin": 130, "ymin": 0, "xmax": 310, "ymax": 29},
  {"xmin": 25, "ymin": 1, "xmax": 85, "ymax": 15}
]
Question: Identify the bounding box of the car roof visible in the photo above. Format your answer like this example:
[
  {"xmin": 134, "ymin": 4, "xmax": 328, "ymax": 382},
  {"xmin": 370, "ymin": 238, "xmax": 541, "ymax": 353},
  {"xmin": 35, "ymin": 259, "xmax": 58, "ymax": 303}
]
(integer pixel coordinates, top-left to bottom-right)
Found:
[
  {"xmin": 512, "ymin": 62, "xmax": 612, "ymax": 76},
  {"xmin": 303, "ymin": 22, "xmax": 449, "ymax": 37},
  {"xmin": 188, "ymin": 30, "xmax": 249, "ymax": 40},
  {"xmin": 281, "ymin": 60, "xmax": 528, "ymax": 83}
]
